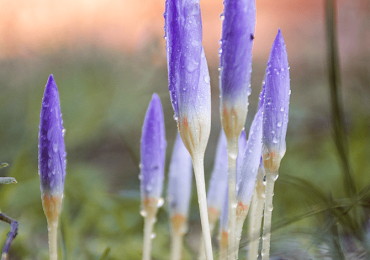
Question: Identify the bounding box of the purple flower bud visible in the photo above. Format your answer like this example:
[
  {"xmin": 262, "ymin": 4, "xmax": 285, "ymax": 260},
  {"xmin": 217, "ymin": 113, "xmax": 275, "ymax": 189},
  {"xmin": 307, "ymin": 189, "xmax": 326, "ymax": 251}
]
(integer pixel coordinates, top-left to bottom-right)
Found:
[
  {"xmin": 39, "ymin": 75, "xmax": 66, "ymax": 198},
  {"xmin": 167, "ymin": 133, "xmax": 192, "ymax": 218},
  {"xmin": 140, "ymin": 94, "xmax": 166, "ymax": 204},
  {"xmin": 220, "ymin": 0, "xmax": 256, "ymax": 139},
  {"xmin": 236, "ymin": 107, "xmax": 263, "ymax": 206},
  {"xmin": 39, "ymin": 75, "xmax": 66, "ymax": 222},
  {"xmin": 263, "ymin": 29, "xmax": 290, "ymax": 168},
  {"xmin": 236, "ymin": 130, "xmax": 247, "ymax": 184},
  {"xmin": 164, "ymin": 0, "xmax": 211, "ymax": 156},
  {"xmin": 207, "ymin": 131, "xmax": 228, "ymax": 213}
]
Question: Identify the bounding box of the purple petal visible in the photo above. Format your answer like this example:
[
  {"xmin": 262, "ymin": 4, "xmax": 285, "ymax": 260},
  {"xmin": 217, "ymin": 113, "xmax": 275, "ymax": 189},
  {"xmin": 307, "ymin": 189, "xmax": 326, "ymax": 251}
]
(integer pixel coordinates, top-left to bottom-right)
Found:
[
  {"xmin": 220, "ymin": 0, "xmax": 256, "ymax": 109},
  {"xmin": 237, "ymin": 107, "xmax": 263, "ymax": 205},
  {"xmin": 207, "ymin": 130, "xmax": 228, "ymax": 212},
  {"xmin": 236, "ymin": 129, "xmax": 247, "ymax": 184},
  {"xmin": 140, "ymin": 93, "xmax": 166, "ymax": 201},
  {"xmin": 39, "ymin": 75, "xmax": 66, "ymax": 197},
  {"xmin": 167, "ymin": 132, "xmax": 193, "ymax": 217},
  {"xmin": 263, "ymin": 29, "xmax": 290, "ymax": 160},
  {"xmin": 164, "ymin": 0, "xmax": 203, "ymax": 119}
]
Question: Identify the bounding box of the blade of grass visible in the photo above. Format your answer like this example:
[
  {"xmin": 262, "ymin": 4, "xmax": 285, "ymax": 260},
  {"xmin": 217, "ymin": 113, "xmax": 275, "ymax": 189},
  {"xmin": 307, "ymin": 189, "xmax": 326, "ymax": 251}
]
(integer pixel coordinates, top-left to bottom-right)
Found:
[
  {"xmin": 98, "ymin": 247, "xmax": 111, "ymax": 260},
  {"xmin": 325, "ymin": 0, "xmax": 356, "ymax": 198}
]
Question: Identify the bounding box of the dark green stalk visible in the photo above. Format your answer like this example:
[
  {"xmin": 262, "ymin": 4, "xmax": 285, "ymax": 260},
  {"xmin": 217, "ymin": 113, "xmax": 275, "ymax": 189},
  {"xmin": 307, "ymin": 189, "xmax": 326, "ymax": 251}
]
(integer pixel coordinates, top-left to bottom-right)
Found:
[{"xmin": 325, "ymin": 0, "xmax": 356, "ymax": 198}]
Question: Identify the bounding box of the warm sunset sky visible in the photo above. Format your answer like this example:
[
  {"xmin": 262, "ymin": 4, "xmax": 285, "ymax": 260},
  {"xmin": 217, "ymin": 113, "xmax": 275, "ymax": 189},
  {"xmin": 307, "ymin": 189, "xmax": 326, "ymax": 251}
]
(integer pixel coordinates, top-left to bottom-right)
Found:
[{"xmin": 0, "ymin": 0, "xmax": 367, "ymax": 63}]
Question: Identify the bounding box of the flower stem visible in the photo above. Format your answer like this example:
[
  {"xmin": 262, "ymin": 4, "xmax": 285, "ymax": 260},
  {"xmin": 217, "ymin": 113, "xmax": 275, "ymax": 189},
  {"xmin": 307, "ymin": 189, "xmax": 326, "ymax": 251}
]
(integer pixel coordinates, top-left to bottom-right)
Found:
[
  {"xmin": 170, "ymin": 215, "xmax": 187, "ymax": 260},
  {"xmin": 248, "ymin": 177, "xmax": 265, "ymax": 260},
  {"xmin": 219, "ymin": 230, "xmax": 228, "ymax": 260},
  {"xmin": 227, "ymin": 139, "xmax": 238, "ymax": 260},
  {"xmin": 193, "ymin": 155, "xmax": 214, "ymax": 260},
  {"xmin": 235, "ymin": 202, "xmax": 249, "ymax": 254},
  {"xmin": 261, "ymin": 170, "xmax": 277, "ymax": 260},
  {"xmin": 142, "ymin": 199, "xmax": 158, "ymax": 260},
  {"xmin": 170, "ymin": 232, "xmax": 183, "ymax": 260},
  {"xmin": 198, "ymin": 208, "xmax": 219, "ymax": 260},
  {"xmin": 47, "ymin": 221, "xmax": 58, "ymax": 260},
  {"xmin": 143, "ymin": 215, "xmax": 156, "ymax": 260}
]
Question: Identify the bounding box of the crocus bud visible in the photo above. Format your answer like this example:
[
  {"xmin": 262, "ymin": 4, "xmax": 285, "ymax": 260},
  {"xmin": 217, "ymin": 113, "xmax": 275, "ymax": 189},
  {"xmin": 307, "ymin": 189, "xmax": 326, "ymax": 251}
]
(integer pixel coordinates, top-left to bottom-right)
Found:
[
  {"xmin": 236, "ymin": 107, "xmax": 263, "ymax": 207},
  {"xmin": 167, "ymin": 132, "xmax": 192, "ymax": 229},
  {"xmin": 236, "ymin": 130, "xmax": 247, "ymax": 185},
  {"xmin": 207, "ymin": 130, "xmax": 228, "ymax": 217},
  {"xmin": 39, "ymin": 75, "xmax": 66, "ymax": 222},
  {"xmin": 164, "ymin": 0, "xmax": 211, "ymax": 157},
  {"xmin": 263, "ymin": 29, "xmax": 290, "ymax": 171},
  {"xmin": 219, "ymin": 0, "xmax": 256, "ymax": 139},
  {"xmin": 140, "ymin": 93, "xmax": 166, "ymax": 213}
]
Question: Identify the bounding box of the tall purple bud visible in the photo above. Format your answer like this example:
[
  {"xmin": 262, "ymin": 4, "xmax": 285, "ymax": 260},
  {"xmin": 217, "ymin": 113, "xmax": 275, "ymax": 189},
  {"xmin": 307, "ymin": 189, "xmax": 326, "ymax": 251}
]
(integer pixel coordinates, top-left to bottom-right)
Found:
[
  {"xmin": 39, "ymin": 75, "xmax": 66, "ymax": 260},
  {"xmin": 207, "ymin": 131, "xmax": 228, "ymax": 221},
  {"xmin": 261, "ymin": 29, "xmax": 291, "ymax": 260},
  {"xmin": 164, "ymin": 0, "xmax": 211, "ymax": 157},
  {"xmin": 167, "ymin": 132, "xmax": 192, "ymax": 231},
  {"xmin": 220, "ymin": 0, "xmax": 256, "ymax": 140},
  {"xmin": 236, "ymin": 130, "xmax": 247, "ymax": 184},
  {"xmin": 164, "ymin": 1, "xmax": 213, "ymax": 258},
  {"xmin": 236, "ymin": 107, "xmax": 263, "ymax": 209},
  {"xmin": 39, "ymin": 75, "xmax": 66, "ymax": 223},
  {"xmin": 262, "ymin": 29, "xmax": 290, "ymax": 171},
  {"xmin": 140, "ymin": 93, "xmax": 166, "ymax": 260},
  {"xmin": 140, "ymin": 93, "xmax": 166, "ymax": 213}
]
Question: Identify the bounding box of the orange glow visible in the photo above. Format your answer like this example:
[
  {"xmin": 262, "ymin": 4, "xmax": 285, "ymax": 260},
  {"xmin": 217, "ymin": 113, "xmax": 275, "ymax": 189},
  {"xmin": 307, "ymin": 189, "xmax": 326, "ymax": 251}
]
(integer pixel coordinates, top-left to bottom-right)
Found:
[
  {"xmin": 0, "ymin": 0, "xmax": 324, "ymax": 59},
  {"xmin": 41, "ymin": 193, "xmax": 62, "ymax": 223}
]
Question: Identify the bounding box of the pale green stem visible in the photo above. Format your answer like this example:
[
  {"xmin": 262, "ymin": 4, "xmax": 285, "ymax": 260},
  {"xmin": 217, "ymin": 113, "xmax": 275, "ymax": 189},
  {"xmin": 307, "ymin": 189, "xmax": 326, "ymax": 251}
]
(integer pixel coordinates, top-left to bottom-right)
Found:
[
  {"xmin": 47, "ymin": 221, "xmax": 58, "ymax": 260},
  {"xmin": 193, "ymin": 155, "xmax": 214, "ymax": 260},
  {"xmin": 219, "ymin": 230, "xmax": 228, "ymax": 260},
  {"xmin": 248, "ymin": 182, "xmax": 265, "ymax": 260},
  {"xmin": 170, "ymin": 231, "xmax": 183, "ymax": 260},
  {"xmin": 198, "ymin": 209, "xmax": 219, "ymax": 260},
  {"xmin": 235, "ymin": 205, "xmax": 249, "ymax": 254},
  {"xmin": 261, "ymin": 171, "xmax": 278, "ymax": 260},
  {"xmin": 227, "ymin": 139, "xmax": 238, "ymax": 260},
  {"xmin": 142, "ymin": 214, "xmax": 156, "ymax": 260}
]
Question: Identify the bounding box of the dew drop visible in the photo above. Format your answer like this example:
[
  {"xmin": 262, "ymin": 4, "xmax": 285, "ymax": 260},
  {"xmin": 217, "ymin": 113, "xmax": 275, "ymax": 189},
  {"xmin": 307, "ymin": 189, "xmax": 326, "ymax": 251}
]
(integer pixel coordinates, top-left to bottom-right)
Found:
[
  {"xmin": 280, "ymin": 107, "xmax": 285, "ymax": 112},
  {"xmin": 157, "ymin": 197, "xmax": 164, "ymax": 208},
  {"xmin": 151, "ymin": 233, "xmax": 157, "ymax": 239},
  {"xmin": 140, "ymin": 210, "xmax": 147, "ymax": 217},
  {"xmin": 219, "ymin": 13, "xmax": 225, "ymax": 20},
  {"xmin": 52, "ymin": 142, "xmax": 58, "ymax": 153},
  {"xmin": 277, "ymin": 121, "xmax": 282, "ymax": 127},
  {"xmin": 204, "ymin": 75, "xmax": 210, "ymax": 84},
  {"xmin": 272, "ymin": 137, "xmax": 278, "ymax": 144}
]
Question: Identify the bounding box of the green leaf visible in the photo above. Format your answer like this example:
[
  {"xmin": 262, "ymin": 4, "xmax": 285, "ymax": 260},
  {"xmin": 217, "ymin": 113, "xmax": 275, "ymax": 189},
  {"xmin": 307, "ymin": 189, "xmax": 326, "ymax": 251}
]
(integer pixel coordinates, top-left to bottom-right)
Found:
[{"xmin": 98, "ymin": 247, "xmax": 111, "ymax": 260}]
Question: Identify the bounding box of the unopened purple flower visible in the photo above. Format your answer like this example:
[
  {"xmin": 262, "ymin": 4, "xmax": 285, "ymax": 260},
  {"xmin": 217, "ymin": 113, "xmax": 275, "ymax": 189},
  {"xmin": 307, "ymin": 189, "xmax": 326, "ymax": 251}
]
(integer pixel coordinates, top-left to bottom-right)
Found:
[
  {"xmin": 236, "ymin": 106, "xmax": 263, "ymax": 206},
  {"xmin": 140, "ymin": 93, "xmax": 166, "ymax": 204},
  {"xmin": 263, "ymin": 29, "xmax": 290, "ymax": 167},
  {"xmin": 207, "ymin": 131, "xmax": 228, "ymax": 214},
  {"xmin": 167, "ymin": 133, "xmax": 192, "ymax": 218},
  {"xmin": 39, "ymin": 75, "xmax": 66, "ymax": 198},
  {"xmin": 164, "ymin": 0, "xmax": 211, "ymax": 155},
  {"xmin": 219, "ymin": 0, "xmax": 256, "ymax": 138},
  {"xmin": 236, "ymin": 130, "xmax": 247, "ymax": 184}
]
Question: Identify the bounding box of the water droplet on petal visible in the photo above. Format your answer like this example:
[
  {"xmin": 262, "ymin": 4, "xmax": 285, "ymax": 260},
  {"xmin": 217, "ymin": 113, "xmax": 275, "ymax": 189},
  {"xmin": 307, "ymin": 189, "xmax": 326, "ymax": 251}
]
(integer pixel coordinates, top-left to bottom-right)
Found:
[{"xmin": 157, "ymin": 197, "xmax": 164, "ymax": 208}]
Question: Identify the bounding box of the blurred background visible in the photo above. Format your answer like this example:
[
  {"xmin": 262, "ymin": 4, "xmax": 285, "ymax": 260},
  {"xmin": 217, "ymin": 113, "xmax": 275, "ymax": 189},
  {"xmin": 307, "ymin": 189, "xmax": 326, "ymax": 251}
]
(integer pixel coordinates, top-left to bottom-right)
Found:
[{"xmin": 0, "ymin": 0, "xmax": 369, "ymax": 259}]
